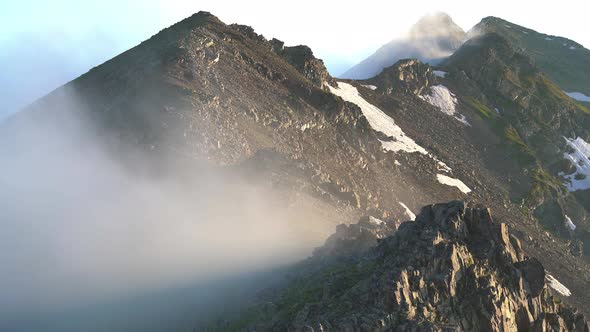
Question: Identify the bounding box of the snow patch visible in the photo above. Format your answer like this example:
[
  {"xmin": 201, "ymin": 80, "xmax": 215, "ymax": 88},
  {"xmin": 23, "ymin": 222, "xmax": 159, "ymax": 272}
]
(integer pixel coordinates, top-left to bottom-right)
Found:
[
  {"xmin": 564, "ymin": 91, "xmax": 590, "ymax": 102},
  {"xmin": 436, "ymin": 159, "xmax": 452, "ymax": 173},
  {"xmin": 420, "ymin": 85, "xmax": 470, "ymax": 126},
  {"xmin": 361, "ymin": 84, "xmax": 378, "ymax": 90},
  {"xmin": 561, "ymin": 137, "xmax": 590, "ymax": 191},
  {"xmin": 328, "ymin": 82, "xmax": 428, "ymax": 155},
  {"xmin": 394, "ymin": 160, "xmax": 401, "ymax": 166},
  {"xmin": 436, "ymin": 174, "xmax": 472, "ymax": 194},
  {"xmin": 494, "ymin": 107, "xmax": 502, "ymax": 115},
  {"xmin": 505, "ymin": 24, "xmax": 511, "ymax": 28},
  {"xmin": 545, "ymin": 37, "xmax": 553, "ymax": 41},
  {"xmin": 569, "ymin": 46, "xmax": 577, "ymax": 50},
  {"xmin": 399, "ymin": 202, "xmax": 416, "ymax": 221},
  {"xmin": 209, "ymin": 53, "xmax": 220, "ymax": 65},
  {"xmin": 564, "ymin": 215, "xmax": 576, "ymax": 231},
  {"xmin": 546, "ymin": 274, "xmax": 571, "ymax": 297},
  {"xmin": 329, "ymin": 82, "xmax": 456, "ymax": 177},
  {"xmin": 433, "ymin": 70, "xmax": 447, "ymax": 78},
  {"xmin": 368, "ymin": 216, "xmax": 384, "ymax": 225}
]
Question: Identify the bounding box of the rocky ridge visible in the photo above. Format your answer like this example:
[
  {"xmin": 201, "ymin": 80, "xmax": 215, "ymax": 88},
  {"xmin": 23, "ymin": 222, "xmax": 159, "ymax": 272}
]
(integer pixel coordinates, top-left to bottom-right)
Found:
[{"xmin": 221, "ymin": 201, "xmax": 589, "ymax": 331}]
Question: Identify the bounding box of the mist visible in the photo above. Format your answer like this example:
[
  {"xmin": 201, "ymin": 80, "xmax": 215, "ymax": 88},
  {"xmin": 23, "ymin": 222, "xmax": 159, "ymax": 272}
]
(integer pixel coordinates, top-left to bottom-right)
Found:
[{"xmin": 0, "ymin": 90, "xmax": 334, "ymax": 331}]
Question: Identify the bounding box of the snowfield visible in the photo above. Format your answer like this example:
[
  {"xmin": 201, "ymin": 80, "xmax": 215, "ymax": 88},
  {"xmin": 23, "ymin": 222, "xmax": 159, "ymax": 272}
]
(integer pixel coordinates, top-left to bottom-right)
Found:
[
  {"xmin": 561, "ymin": 137, "xmax": 590, "ymax": 191},
  {"xmin": 436, "ymin": 174, "xmax": 472, "ymax": 194},
  {"xmin": 329, "ymin": 82, "xmax": 469, "ymax": 194},
  {"xmin": 329, "ymin": 82, "xmax": 428, "ymax": 155},
  {"xmin": 564, "ymin": 91, "xmax": 590, "ymax": 102},
  {"xmin": 433, "ymin": 70, "xmax": 447, "ymax": 78},
  {"xmin": 546, "ymin": 274, "xmax": 571, "ymax": 297},
  {"xmin": 361, "ymin": 84, "xmax": 378, "ymax": 90},
  {"xmin": 368, "ymin": 216, "xmax": 384, "ymax": 225},
  {"xmin": 565, "ymin": 215, "xmax": 577, "ymax": 231},
  {"xmin": 399, "ymin": 202, "xmax": 416, "ymax": 221},
  {"xmin": 420, "ymin": 85, "xmax": 470, "ymax": 126}
]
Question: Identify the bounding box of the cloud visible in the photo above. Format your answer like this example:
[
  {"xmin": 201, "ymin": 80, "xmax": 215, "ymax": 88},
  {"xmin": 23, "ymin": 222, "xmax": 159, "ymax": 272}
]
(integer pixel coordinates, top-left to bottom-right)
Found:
[{"xmin": 0, "ymin": 89, "xmax": 331, "ymax": 329}]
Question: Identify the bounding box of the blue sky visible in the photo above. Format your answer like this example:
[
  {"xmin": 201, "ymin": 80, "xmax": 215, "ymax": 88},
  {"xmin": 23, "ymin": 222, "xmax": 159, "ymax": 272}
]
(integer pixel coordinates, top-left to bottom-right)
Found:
[{"xmin": 1, "ymin": 0, "xmax": 589, "ymax": 117}]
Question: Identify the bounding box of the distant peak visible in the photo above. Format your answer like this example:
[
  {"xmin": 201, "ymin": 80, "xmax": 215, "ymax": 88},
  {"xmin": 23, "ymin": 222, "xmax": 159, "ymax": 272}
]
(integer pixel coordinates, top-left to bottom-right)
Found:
[
  {"xmin": 409, "ymin": 12, "xmax": 465, "ymax": 39},
  {"xmin": 416, "ymin": 12, "xmax": 454, "ymax": 24}
]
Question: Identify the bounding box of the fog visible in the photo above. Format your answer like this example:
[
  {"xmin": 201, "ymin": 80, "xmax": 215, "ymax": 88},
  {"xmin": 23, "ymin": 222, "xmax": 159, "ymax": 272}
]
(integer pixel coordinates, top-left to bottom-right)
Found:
[{"xmin": 0, "ymin": 91, "xmax": 333, "ymax": 331}]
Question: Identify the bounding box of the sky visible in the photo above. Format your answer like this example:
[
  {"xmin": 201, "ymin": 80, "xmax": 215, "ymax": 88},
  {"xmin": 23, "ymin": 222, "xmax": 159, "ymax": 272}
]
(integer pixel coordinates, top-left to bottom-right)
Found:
[{"xmin": 1, "ymin": 0, "xmax": 589, "ymax": 117}]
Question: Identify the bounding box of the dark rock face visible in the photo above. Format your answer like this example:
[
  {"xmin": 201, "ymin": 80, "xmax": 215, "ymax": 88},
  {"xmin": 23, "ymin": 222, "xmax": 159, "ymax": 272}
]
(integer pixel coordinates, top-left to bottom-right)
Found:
[
  {"xmin": 444, "ymin": 32, "xmax": 589, "ymax": 144},
  {"xmin": 242, "ymin": 202, "xmax": 589, "ymax": 331},
  {"xmin": 471, "ymin": 16, "xmax": 590, "ymax": 97},
  {"xmin": 273, "ymin": 44, "xmax": 337, "ymax": 88},
  {"xmin": 367, "ymin": 59, "xmax": 435, "ymax": 95}
]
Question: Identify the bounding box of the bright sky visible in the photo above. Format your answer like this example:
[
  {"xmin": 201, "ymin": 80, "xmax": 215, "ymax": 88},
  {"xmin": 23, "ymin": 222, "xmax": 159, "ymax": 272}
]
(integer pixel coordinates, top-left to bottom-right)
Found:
[{"xmin": 1, "ymin": 0, "xmax": 589, "ymax": 116}]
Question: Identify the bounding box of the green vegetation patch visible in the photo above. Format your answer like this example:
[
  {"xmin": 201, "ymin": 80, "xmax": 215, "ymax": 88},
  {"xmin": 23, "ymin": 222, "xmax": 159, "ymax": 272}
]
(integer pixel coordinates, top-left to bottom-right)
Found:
[
  {"xmin": 525, "ymin": 167, "xmax": 566, "ymax": 207},
  {"xmin": 466, "ymin": 97, "xmax": 494, "ymax": 119}
]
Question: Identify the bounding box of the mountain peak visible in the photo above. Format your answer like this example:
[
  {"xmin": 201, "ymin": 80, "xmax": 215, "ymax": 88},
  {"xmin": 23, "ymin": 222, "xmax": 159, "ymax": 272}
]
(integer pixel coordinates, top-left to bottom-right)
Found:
[
  {"xmin": 185, "ymin": 11, "xmax": 221, "ymax": 23},
  {"xmin": 340, "ymin": 13, "xmax": 466, "ymax": 79},
  {"xmin": 413, "ymin": 12, "xmax": 456, "ymax": 27},
  {"xmin": 468, "ymin": 16, "xmax": 590, "ymax": 95},
  {"xmin": 409, "ymin": 12, "xmax": 463, "ymax": 38}
]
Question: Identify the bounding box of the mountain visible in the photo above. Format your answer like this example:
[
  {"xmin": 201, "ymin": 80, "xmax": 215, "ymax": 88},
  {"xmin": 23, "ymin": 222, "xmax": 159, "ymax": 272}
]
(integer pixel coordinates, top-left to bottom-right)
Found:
[
  {"xmin": 2, "ymin": 11, "xmax": 503, "ymax": 229},
  {"xmin": 340, "ymin": 13, "xmax": 466, "ymax": 79},
  {"xmin": 3, "ymin": 10, "xmax": 590, "ymax": 331},
  {"xmin": 437, "ymin": 31, "xmax": 590, "ymax": 259},
  {"xmin": 471, "ymin": 17, "xmax": 590, "ymax": 103},
  {"xmin": 211, "ymin": 201, "xmax": 589, "ymax": 331}
]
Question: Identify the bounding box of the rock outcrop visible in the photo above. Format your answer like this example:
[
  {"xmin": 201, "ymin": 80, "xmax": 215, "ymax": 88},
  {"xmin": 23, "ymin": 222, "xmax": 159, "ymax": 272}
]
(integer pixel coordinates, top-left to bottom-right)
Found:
[
  {"xmin": 312, "ymin": 216, "xmax": 399, "ymax": 259},
  {"xmin": 271, "ymin": 41, "xmax": 337, "ymax": 88},
  {"xmin": 231, "ymin": 201, "xmax": 588, "ymax": 331},
  {"xmin": 367, "ymin": 59, "xmax": 435, "ymax": 95}
]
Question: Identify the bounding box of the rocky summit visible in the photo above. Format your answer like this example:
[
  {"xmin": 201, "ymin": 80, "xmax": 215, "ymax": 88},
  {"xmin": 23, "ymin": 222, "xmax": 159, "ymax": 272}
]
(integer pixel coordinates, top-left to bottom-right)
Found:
[{"xmin": 217, "ymin": 201, "xmax": 589, "ymax": 331}]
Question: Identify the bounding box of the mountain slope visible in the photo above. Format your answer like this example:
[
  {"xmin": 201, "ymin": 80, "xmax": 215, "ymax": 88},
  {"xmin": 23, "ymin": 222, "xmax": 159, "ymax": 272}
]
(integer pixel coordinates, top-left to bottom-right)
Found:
[
  {"xmin": 3, "ymin": 11, "xmax": 590, "ymax": 329},
  {"xmin": 2, "ymin": 11, "xmax": 480, "ymax": 233},
  {"xmin": 438, "ymin": 32, "xmax": 590, "ymax": 251},
  {"xmin": 472, "ymin": 16, "xmax": 590, "ymax": 100},
  {"xmin": 213, "ymin": 201, "xmax": 589, "ymax": 331},
  {"xmin": 340, "ymin": 13, "xmax": 466, "ymax": 79}
]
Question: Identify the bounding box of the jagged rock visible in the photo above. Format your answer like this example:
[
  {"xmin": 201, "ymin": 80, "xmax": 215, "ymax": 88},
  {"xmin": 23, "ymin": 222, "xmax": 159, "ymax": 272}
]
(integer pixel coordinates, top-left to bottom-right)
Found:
[
  {"xmin": 515, "ymin": 258, "xmax": 545, "ymax": 297},
  {"xmin": 238, "ymin": 201, "xmax": 589, "ymax": 331},
  {"xmin": 368, "ymin": 59, "xmax": 435, "ymax": 95},
  {"xmin": 272, "ymin": 43, "xmax": 337, "ymax": 88}
]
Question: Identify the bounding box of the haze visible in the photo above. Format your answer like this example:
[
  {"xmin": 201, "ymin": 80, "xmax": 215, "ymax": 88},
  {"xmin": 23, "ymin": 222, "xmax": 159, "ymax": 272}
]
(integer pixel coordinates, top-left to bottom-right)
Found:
[{"xmin": 0, "ymin": 88, "xmax": 335, "ymax": 331}]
